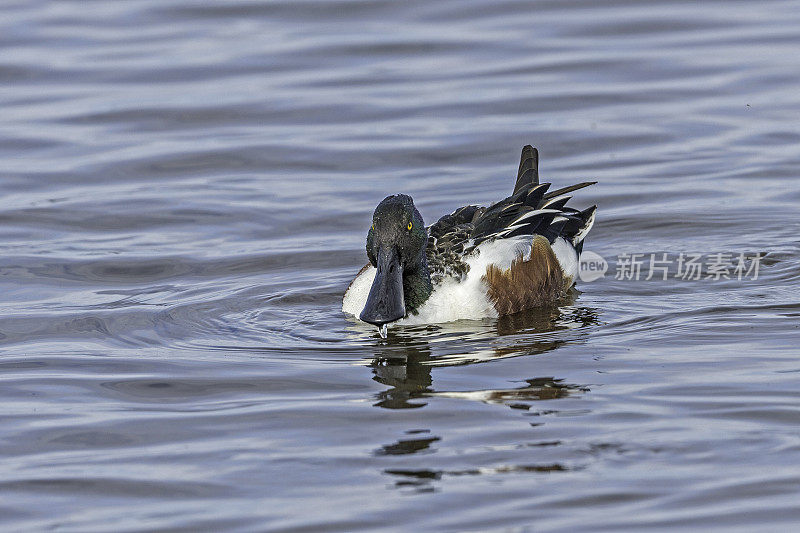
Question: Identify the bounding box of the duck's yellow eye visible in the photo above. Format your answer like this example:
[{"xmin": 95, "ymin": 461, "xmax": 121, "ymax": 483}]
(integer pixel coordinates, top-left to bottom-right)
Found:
[{"xmin": 407, "ymin": 221, "xmax": 413, "ymax": 231}]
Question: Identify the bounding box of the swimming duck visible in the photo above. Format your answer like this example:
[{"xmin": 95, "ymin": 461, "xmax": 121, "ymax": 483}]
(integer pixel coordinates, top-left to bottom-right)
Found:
[{"xmin": 342, "ymin": 146, "xmax": 596, "ymax": 331}]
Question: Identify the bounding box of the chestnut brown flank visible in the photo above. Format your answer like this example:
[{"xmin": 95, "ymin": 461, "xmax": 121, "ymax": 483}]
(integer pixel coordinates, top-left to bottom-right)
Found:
[{"xmin": 483, "ymin": 236, "xmax": 569, "ymax": 315}]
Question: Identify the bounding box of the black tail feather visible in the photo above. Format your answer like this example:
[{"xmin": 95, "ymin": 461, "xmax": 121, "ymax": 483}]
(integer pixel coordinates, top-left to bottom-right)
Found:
[
  {"xmin": 541, "ymin": 195, "xmax": 571, "ymax": 211},
  {"xmin": 469, "ymin": 147, "xmax": 596, "ymax": 246},
  {"xmin": 543, "ymin": 181, "xmax": 596, "ymax": 200},
  {"xmin": 513, "ymin": 145, "xmax": 539, "ymax": 194},
  {"xmin": 579, "ymin": 205, "xmax": 597, "ymax": 220},
  {"xmin": 541, "ymin": 219, "xmax": 569, "ymax": 242},
  {"xmin": 523, "ymin": 183, "xmax": 550, "ymax": 208},
  {"xmin": 506, "ymin": 210, "xmax": 560, "ymax": 239}
]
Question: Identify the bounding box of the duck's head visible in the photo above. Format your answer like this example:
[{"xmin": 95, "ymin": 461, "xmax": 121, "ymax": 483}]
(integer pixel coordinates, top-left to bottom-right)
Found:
[{"xmin": 360, "ymin": 194, "xmax": 430, "ymax": 328}]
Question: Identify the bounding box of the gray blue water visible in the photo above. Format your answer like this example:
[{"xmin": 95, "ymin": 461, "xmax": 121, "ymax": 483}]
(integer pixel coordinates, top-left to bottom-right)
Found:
[{"xmin": 2, "ymin": 0, "xmax": 800, "ymax": 531}]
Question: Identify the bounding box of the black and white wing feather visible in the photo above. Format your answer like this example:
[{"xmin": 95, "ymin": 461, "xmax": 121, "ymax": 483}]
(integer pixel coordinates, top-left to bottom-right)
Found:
[
  {"xmin": 425, "ymin": 145, "xmax": 597, "ymax": 283},
  {"xmin": 473, "ymin": 146, "xmax": 596, "ymax": 249}
]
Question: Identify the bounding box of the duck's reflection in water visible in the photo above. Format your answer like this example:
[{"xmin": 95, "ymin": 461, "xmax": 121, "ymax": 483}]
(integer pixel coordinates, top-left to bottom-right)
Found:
[
  {"xmin": 369, "ymin": 305, "xmax": 598, "ymax": 490},
  {"xmin": 384, "ymin": 462, "xmax": 571, "ymax": 492},
  {"xmin": 495, "ymin": 301, "xmax": 599, "ymax": 336},
  {"xmin": 369, "ymin": 304, "xmax": 598, "ymax": 410},
  {"xmin": 371, "ymin": 342, "xmax": 433, "ymax": 409},
  {"xmin": 374, "ymin": 432, "xmax": 440, "ymax": 456},
  {"xmin": 372, "ymin": 355, "xmax": 584, "ymax": 411}
]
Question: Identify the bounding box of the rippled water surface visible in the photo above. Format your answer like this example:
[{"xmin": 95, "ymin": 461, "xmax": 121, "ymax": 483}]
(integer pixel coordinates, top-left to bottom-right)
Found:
[{"xmin": 2, "ymin": 0, "xmax": 800, "ymax": 531}]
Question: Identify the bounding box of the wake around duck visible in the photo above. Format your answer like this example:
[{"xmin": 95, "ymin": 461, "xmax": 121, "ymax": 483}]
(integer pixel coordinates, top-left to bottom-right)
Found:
[{"xmin": 343, "ymin": 146, "xmax": 597, "ymax": 332}]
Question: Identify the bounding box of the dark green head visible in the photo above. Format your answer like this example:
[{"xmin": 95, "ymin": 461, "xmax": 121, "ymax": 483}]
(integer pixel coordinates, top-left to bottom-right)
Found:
[{"xmin": 360, "ymin": 194, "xmax": 432, "ymax": 327}]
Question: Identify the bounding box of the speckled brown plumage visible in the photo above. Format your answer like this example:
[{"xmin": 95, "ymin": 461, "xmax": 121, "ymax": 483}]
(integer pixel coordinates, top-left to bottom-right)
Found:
[{"xmin": 482, "ymin": 236, "xmax": 570, "ymax": 315}]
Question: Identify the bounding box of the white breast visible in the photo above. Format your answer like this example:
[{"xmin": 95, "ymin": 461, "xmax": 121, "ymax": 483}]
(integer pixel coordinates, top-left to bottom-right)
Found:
[{"xmin": 342, "ymin": 265, "xmax": 377, "ymax": 317}]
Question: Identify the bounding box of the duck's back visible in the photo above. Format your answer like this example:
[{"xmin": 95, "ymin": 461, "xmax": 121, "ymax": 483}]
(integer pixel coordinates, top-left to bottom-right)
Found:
[{"xmin": 425, "ymin": 146, "xmax": 596, "ymax": 291}]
